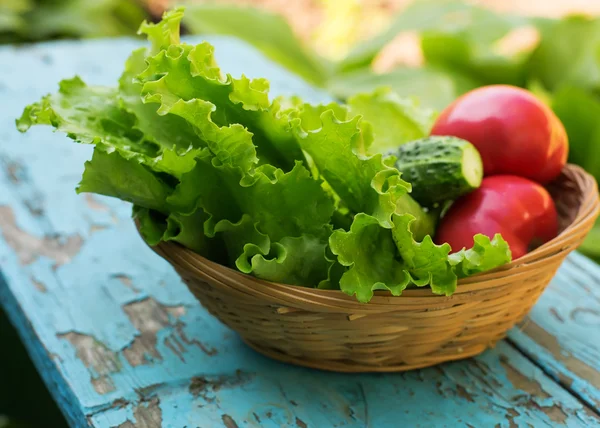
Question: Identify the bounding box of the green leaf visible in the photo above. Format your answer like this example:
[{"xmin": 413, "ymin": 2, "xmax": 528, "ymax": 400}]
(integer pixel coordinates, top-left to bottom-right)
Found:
[
  {"xmin": 164, "ymin": 207, "xmax": 224, "ymax": 258},
  {"xmin": 249, "ymin": 234, "xmax": 333, "ymax": 287},
  {"xmin": 335, "ymin": 0, "xmax": 532, "ymax": 101},
  {"xmin": 155, "ymin": 97, "xmax": 259, "ymax": 175},
  {"xmin": 17, "ymin": 77, "xmax": 160, "ymax": 162},
  {"xmin": 392, "ymin": 214, "xmax": 456, "ymax": 295},
  {"xmin": 133, "ymin": 206, "xmax": 167, "ymax": 246},
  {"xmin": 182, "ymin": 3, "xmax": 330, "ymax": 86},
  {"xmin": 294, "ymin": 107, "xmax": 410, "ymax": 228},
  {"xmin": 78, "ymin": 148, "xmax": 172, "ymax": 213},
  {"xmin": 212, "ymin": 214, "xmax": 271, "ymax": 270},
  {"xmin": 330, "ymin": 214, "xmax": 410, "ymax": 303},
  {"xmin": 528, "ymin": 16, "xmax": 600, "ymax": 92},
  {"xmin": 317, "ymin": 258, "xmax": 346, "ymax": 290},
  {"xmin": 449, "ymin": 234, "xmax": 512, "ymax": 278},
  {"xmin": 0, "ymin": 0, "xmax": 30, "ymax": 35},
  {"xmin": 138, "ymin": 7, "xmax": 184, "ymax": 54},
  {"xmin": 338, "ymin": 0, "xmax": 472, "ymax": 72},
  {"xmin": 578, "ymin": 219, "xmax": 600, "ymax": 263},
  {"xmin": 328, "ymin": 66, "xmax": 478, "ymax": 111},
  {"xmin": 134, "ymin": 204, "xmax": 226, "ymax": 260},
  {"xmin": 24, "ymin": 0, "xmax": 146, "ymax": 40},
  {"xmin": 394, "ymin": 194, "xmax": 438, "ymax": 241},
  {"xmin": 347, "ymin": 87, "xmax": 436, "ymax": 155},
  {"xmin": 16, "ymin": 75, "xmax": 198, "ymax": 179},
  {"xmin": 419, "ymin": 4, "xmax": 533, "ymax": 87},
  {"xmin": 213, "ymin": 216, "xmax": 332, "ymax": 287},
  {"xmin": 118, "ymin": 47, "xmax": 201, "ymax": 154},
  {"xmin": 551, "ymin": 85, "xmax": 600, "ymax": 183},
  {"xmin": 331, "ymin": 215, "xmax": 511, "ymax": 302},
  {"xmin": 169, "ymin": 156, "xmax": 334, "ymax": 242},
  {"xmin": 138, "ymin": 41, "xmax": 304, "ymax": 171}
]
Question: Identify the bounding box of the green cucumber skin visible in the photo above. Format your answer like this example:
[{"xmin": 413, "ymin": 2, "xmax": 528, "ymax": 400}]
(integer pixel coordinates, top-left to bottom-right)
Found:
[{"xmin": 394, "ymin": 136, "xmax": 483, "ymax": 207}]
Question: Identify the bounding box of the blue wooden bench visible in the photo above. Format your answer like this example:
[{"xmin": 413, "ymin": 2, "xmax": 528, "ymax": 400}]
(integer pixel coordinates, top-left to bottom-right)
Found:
[{"xmin": 1, "ymin": 36, "xmax": 599, "ymax": 428}]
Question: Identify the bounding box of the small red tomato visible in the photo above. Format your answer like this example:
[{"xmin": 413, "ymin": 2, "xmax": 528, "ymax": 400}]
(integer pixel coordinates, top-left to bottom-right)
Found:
[
  {"xmin": 435, "ymin": 175, "xmax": 558, "ymax": 259},
  {"xmin": 431, "ymin": 85, "xmax": 568, "ymax": 184}
]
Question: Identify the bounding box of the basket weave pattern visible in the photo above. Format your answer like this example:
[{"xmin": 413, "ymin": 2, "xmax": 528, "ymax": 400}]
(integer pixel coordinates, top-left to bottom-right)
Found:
[{"xmin": 148, "ymin": 165, "xmax": 599, "ymax": 372}]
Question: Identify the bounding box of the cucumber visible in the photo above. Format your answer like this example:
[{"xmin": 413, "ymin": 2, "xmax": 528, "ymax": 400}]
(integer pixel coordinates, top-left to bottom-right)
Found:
[{"xmin": 393, "ymin": 136, "xmax": 483, "ymax": 207}]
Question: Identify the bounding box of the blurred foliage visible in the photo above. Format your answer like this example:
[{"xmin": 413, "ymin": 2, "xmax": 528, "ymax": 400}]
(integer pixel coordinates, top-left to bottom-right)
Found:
[
  {"xmin": 180, "ymin": 0, "xmax": 600, "ymax": 260},
  {"xmin": 0, "ymin": 0, "xmax": 149, "ymax": 44},
  {"xmin": 183, "ymin": 3, "xmax": 332, "ymax": 86}
]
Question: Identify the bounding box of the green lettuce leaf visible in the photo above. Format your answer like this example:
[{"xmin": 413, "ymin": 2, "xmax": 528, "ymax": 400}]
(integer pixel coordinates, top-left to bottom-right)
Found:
[
  {"xmin": 133, "ymin": 206, "xmax": 167, "ymax": 246},
  {"xmin": 331, "ymin": 215, "xmax": 511, "ymax": 301},
  {"xmin": 164, "ymin": 207, "xmax": 225, "ymax": 258},
  {"xmin": 169, "ymin": 157, "xmax": 334, "ymax": 242},
  {"xmin": 392, "ymin": 214, "xmax": 455, "ymax": 295},
  {"xmin": 165, "ymin": 145, "xmax": 334, "ymax": 286},
  {"xmin": 449, "ymin": 234, "xmax": 512, "ymax": 278},
  {"xmin": 16, "ymin": 77, "xmax": 158, "ymax": 161},
  {"xmin": 330, "ymin": 214, "xmax": 411, "ymax": 303},
  {"xmin": 118, "ymin": 47, "xmax": 201, "ymax": 154},
  {"xmin": 347, "ymin": 87, "xmax": 436, "ymax": 155},
  {"xmin": 293, "ymin": 107, "xmax": 410, "ymax": 228},
  {"xmin": 138, "ymin": 6, "xmax": 184, "ymax": 55},
  {"xmin": 394, "ymin": 194, "xmax": 438, "ymax": 241},
  {"xmin": 134, "ymin": 204, "xmax": 226, "ymax": 260},
  {"xmin": 212, "ymin": 214, "xmax": 270, "ymax": 270},
  {"xmin": 249, "ymin": 234, "xmax": 333, "ymax": 286},
  {"xmin": 329, "ymin": 212, "xmax": 451, "ymax": 302},
  {"xmin": 214, "ymin": 217, "xmax": 333, "ymax": 288},
  {"xmin": 16, "ymin": 74, "xmax": 199, "ymax": 181},
  {"xmin": 78, "ymin": 148, "xmax": 172, "ymax": 213},
  {"xmin": 136, "ymin": 28, "xmax": 304, "ymax": 171}
]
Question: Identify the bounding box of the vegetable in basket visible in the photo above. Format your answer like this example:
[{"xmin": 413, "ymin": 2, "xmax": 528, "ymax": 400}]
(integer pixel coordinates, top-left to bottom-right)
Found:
[
  {"xmin": 435, "ymin": 176, "xmax": 558, "ymax": 260},
  {"xmin": 431, "ymin": 85, "xmax": 569, "ymax": 184},
  {"xmin": 392, "ymin": 136, "xmax": 483, "ymax": 207},
  {"xmin": 429, "ymin": 85, "xmax": 563, "ymax": 258},
  {"xmin": 16, "ymin": 8, "xmax": 513, "ymax": 303}
]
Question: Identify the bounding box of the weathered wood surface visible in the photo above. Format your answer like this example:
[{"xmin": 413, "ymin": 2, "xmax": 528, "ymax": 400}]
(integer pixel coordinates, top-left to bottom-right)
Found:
[
  {"xmin": 510, "ymin": 254, "xmax": 600, "ymax": 412},
  {"xmin": 1, "ymin": 37, "xmax": 600, "ymax": 427}
]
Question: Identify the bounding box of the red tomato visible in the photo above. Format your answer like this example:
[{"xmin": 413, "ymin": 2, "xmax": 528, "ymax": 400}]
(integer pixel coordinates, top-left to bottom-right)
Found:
[
  {"xmin": 435, "ymin": 175, "xmax": 558, "ymax": 259},
  {"xmin": 431, "ymin": 85, "xmax": 568, "ymax": 184}
]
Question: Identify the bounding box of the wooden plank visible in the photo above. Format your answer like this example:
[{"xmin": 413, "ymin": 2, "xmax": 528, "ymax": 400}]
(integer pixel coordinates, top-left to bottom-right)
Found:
[
  {"xmin": 509, "ymin": 253, "xmax": 600, "ymax": 411},
  {"xmin": 87, "ymin": 341, "xmax": 599, "ymax": 427},
  {"xmin": 0, "ymin": 37, "xmax": 599, "ymax": 427}
]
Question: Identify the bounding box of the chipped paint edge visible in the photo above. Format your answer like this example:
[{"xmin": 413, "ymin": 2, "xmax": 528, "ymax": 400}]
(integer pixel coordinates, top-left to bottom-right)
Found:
[{"xmin": 0, "ymin": 271, "xmax": 89, "ymax": 428}]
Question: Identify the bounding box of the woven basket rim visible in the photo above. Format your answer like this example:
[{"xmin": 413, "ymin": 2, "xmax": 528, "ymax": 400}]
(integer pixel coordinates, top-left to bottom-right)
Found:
[{"xmin": 145, "ymin": 164, "xmax": 599, "ymax": 306}]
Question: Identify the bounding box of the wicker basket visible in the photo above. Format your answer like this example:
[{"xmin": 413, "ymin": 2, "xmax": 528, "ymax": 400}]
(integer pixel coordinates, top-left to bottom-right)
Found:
[{"xmin": 144, "ymin": 164, "xmax": 599, "ymax": 372}]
